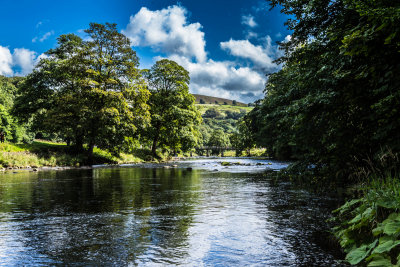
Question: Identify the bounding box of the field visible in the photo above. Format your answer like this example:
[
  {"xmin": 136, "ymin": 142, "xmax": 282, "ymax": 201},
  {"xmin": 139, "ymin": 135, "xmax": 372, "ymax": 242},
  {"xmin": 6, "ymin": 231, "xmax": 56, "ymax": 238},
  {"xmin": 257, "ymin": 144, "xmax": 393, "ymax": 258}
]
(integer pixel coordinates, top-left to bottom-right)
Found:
[
  {"xmin": 193, "ymin": 94, "xmax": 248, "ymax": 107},
  {"xmin": 196, "ymin": 103, "xmax": 253, "ymax": 115}
]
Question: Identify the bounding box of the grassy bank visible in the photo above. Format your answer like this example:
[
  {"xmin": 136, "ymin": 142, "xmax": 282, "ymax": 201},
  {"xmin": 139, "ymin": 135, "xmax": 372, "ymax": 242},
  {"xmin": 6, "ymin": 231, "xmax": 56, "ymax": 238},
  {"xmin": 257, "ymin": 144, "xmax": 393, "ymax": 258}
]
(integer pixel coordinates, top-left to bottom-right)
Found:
[{"xmin": 0, "ymin": 140, "xmax": 144, "ymax": 168}]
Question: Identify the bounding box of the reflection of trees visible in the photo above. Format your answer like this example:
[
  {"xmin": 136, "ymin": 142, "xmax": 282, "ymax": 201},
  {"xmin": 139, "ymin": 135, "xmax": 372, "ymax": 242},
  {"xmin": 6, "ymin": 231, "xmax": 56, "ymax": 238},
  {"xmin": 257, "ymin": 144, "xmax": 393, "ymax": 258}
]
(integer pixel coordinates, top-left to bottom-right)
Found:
[{"xmin": 0, "ymin": 168, "xmax": 202, "ymax": 265}]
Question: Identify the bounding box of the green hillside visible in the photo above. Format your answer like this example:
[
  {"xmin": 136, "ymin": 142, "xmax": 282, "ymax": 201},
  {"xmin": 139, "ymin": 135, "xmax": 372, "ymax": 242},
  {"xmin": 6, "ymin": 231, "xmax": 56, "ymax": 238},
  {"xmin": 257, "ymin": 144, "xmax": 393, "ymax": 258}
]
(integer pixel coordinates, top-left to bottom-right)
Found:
[
  {"xmin": 196, "ymin": 103, "xmax": 252, "ymax": 116},
  {"xmin": 193, "ymin": 94, "xmax": 248, "ymax": 107}
]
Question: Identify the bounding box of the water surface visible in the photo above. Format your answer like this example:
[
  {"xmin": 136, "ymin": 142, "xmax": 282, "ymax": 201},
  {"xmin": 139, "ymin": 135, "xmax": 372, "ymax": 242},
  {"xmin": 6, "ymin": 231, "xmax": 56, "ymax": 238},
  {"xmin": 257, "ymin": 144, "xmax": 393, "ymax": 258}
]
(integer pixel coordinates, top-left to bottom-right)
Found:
[{"xmin": 0, "ymin": 158, "xmax": 345, "ymax": 266}]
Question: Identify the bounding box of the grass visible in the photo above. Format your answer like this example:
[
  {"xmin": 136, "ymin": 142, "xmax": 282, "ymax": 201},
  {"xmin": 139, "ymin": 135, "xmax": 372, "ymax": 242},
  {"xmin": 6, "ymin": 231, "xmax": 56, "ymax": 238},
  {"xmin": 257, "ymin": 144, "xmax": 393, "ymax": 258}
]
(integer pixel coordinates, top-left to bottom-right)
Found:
[
  {"xmin": 196, "ymin": 104, "xmax": 253, "ymax": 115},
  {"xmin": 0, "ymin": 140, "xmax": 144, "ymax": 168},
  {"xmin": 193, "ymin": 94, "xmax": 248, "ymax": 107}
]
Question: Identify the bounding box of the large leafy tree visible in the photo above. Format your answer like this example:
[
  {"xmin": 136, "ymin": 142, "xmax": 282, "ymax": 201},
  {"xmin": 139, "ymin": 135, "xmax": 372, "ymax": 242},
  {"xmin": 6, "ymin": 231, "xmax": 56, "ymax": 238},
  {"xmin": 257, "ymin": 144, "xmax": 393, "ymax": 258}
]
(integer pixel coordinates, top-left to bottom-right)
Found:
[
  {"xmin": 14, "ymin": 23, "xmax": 150, "ymax": 161},
  {"xmin": 248, "ymin": 0, "xmax": 400, "ymax": 179},
  {"xmin": 144, "ymin": 59, "xmax": 202, "ymax": 156}
]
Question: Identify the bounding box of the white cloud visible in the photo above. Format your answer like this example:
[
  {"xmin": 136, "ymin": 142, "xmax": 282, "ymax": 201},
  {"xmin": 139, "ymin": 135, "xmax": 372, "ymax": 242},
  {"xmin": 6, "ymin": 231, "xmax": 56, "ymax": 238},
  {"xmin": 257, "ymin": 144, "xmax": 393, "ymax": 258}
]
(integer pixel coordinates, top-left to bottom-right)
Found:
[
  {"xmin": 0, "ymin": 45, "xmax": 42, "ymax": 76},
  {"xmin": 124, "ymin": 5, "xmax": 285, "ymax": 102},
  {"xmin": 123, "ymin": 5, "xmax": 207, "ymax": 62},
  {"xmin": 13, "ymin": 48, "xmax": 38, "ymax": 75},
  {"xmin": 242, "ymin": 14, "xmax": 258, "ymax": 28},
  {"xmin": 168, "ymin": 55, "xmax": 266, "ymax": 103},
  {"xmin": 0, "ymin": 46, "xmax": 13, "ymax": 76},
  {"xmin": 39, "ymin": 31, "xmax": 54, "ymax": 42},
  {"xmin": 33, "ymin": 31, "xmax": 54, "ymax": 43},
  {"xmin": 284, "ymin": 35, "xmax": 292, "ymax": 42},
  {"xmin": 220, "ymin": 37, "xmax": 280, "ymax": 71}
]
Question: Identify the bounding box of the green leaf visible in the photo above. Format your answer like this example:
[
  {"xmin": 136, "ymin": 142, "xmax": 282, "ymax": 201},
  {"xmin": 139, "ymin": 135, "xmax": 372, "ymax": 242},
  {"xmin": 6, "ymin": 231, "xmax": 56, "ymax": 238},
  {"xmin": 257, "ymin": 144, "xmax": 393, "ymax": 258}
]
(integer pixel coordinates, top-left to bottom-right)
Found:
[
  {"xmin": 383, "ymin": 221, "xmax": 400, "ymax": 235},
  {"xmin": 368, "ymin": 257, "xmax": 392, "ymax": 267},
  {"xmin": 346, "ymin": 240, "xmax": 378, "ymax": 265},
  {"xmin": 372, "ymin": 239, "xmax": 400, "ymax": 254},
  {"xmin": 372, "ymin": 225, "xmax": 384, "ymax": 236}
]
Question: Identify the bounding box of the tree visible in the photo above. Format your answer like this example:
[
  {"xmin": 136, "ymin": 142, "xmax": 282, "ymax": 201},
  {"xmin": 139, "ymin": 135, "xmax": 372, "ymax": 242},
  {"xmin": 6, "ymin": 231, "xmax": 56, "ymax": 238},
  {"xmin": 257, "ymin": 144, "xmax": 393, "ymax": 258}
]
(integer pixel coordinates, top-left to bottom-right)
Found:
[
  {"xmin": 199, "ymin": 99, "xmax": 205, "ymax": 104},
  {"xmin": 249, "ymin": 0, "xmax": 400, "ymax": 180},
  {"xmin": 14, "ymin": 23, "xmax": 150, "ymax": 162},
  {"xmin": 208, "ymin": 129, "xmax": 230, "ymax": 155},
  {"xmin": 231, "ymin": 116, "xmax": 256, "ymax": 156},
  {"xmin": 232, "ymin": 100, "xmax": 237, "ymax": 106},
  {"xmin": 144, "ymin": 59, "xmax": 202, "ymax": 156},
  {"xmin": 203, "ymin": 108, "xmax": 222, "ymax": 119}
]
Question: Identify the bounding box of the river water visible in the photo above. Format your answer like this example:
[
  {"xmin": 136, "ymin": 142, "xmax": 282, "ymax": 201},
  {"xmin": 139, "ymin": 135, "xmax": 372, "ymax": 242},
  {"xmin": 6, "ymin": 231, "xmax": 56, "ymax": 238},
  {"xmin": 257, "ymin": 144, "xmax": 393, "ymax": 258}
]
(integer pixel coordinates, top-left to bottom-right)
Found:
[{"xmin": 0, "ymin": 158, "xmax": 345, "ymax": 266}]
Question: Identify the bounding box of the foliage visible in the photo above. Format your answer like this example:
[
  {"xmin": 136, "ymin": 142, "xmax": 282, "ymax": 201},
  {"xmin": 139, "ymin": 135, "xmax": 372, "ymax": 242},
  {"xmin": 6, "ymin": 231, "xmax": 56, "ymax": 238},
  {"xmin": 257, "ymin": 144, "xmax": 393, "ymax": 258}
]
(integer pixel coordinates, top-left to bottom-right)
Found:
[
  {"xmin": 0, "ymin": 76, "xmax": 32, "ymax": 143},
  {"xmin": 202, "ymin": 108, "xmax": 222, "ymax": 119},
  {"xmin": 143, "ymin": 59, "xmax": 202, "ymax": 156},
  {"xmin": 14, "ymin": 23, "xmax": 150, "ymax": 162},
  {"xmin": 207, "ymin": 129, "xmax": 230, "ymax": 155},
  {"xmin": 230, "ymin": 116, "xmax": 256, "ymax": 156},
  {"xmin": 331, "ymin": 151, "xmax": 400, "ymax": 265},
  {"xmin": 0, "ymin": 140, "xmax": 144, "ymax": 168},
  {"xmin": 331, "ymin": 177, "xmax": 400, "ymax": 266},
  {"xmin": 247, "ymin": 0, "xmax": 400, "ymax": 180}
]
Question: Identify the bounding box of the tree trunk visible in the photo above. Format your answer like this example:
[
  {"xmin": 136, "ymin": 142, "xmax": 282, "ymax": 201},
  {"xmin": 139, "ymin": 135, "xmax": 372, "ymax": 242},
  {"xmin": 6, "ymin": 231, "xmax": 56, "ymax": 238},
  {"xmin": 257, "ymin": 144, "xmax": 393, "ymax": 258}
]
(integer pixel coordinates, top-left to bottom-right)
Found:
[
  {"xmin": 151, "ymin": 134, "xmax": 159, "ymax": 156},
  {"xmin": 151, "ymin": 124, "xmax": 161, "ymax": 157},
  {"xmin": 88, "ymin": 141, "xmax": 95, "ymax": 165}
]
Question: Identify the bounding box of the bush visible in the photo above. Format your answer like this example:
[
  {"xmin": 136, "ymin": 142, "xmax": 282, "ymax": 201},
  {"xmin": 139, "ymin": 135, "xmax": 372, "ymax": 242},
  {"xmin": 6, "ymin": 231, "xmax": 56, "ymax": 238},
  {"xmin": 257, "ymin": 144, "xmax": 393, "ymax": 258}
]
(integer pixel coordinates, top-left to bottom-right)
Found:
[{"xmin": 331, "ymin": 151, "xmax": 400, "ymax": 266}]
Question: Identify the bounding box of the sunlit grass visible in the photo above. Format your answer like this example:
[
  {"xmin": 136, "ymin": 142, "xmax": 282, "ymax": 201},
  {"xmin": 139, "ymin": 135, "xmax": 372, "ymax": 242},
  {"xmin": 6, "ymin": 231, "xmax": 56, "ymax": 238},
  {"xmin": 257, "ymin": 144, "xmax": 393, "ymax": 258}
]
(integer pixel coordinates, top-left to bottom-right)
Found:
[{"xmin": 0, "ymin": 140, "xmax": 143, "ymax": 168}]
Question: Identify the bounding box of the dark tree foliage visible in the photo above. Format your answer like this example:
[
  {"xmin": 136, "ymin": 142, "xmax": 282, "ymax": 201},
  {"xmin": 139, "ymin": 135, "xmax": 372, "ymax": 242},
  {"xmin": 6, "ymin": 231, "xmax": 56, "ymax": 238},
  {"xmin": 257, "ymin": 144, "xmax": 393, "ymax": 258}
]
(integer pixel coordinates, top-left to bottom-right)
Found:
[
  {"xmin": 144, "ymin": 59, "xmax": 202, "ymax": 156},
  {"xmin": 14, "ymin": 23, "xmax": 150, "ymax": 161},
  {"xmin": 248, "ymin": 0, "xmax": 400, "ymax": 181}
]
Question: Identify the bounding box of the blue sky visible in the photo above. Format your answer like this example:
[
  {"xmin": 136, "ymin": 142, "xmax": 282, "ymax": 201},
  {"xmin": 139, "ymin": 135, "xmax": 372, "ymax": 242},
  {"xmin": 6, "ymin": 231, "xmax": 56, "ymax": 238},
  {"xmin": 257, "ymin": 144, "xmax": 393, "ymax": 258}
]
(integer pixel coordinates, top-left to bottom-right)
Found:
[{"xmin": 0, "ymin": 0, "xmax": 291, "ymax": 102}]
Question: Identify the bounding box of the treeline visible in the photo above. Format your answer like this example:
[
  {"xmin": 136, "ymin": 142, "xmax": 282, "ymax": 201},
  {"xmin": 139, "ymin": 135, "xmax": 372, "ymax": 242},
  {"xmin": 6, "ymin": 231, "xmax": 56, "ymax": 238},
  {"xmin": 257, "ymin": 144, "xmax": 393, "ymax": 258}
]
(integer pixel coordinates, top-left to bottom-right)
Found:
[
  {"xmin": 0, "ymin": 76, "xmax": 33, "ymax": 143},
  {"xmin": 246, "ymin": 0, "xmax": 400, "ymax": 182},
  {"xmin": 245, "ymin": 1, "xmax": 400, "ymax": 265},
  {"xmin": 1, "ymin": 23, "xmax": 202, "ymax": 162}
]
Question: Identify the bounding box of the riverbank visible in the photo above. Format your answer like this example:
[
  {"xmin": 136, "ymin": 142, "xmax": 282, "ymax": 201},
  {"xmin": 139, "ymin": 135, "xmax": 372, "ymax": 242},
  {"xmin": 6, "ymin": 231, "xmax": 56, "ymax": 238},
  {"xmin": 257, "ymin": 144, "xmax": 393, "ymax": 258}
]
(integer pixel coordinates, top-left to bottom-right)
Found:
[
  {"xmin": 0, "ymin": 141, "xmax": 270, "ymax": 171},
  {"xmin": 0, "ymin": 140, "xmax": 146, "ymax": 169}
]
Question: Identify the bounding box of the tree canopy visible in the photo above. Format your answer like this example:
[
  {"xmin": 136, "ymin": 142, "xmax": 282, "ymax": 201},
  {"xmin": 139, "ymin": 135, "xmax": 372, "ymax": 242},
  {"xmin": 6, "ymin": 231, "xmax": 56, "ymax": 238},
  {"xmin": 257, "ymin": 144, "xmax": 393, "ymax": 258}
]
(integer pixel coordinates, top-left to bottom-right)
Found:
[
  {"xmin": 14, "ymin": 23, "xmax": 150, "ymax": 161},
  {"xmin": 246, "ymin": 0, "xmax": 400, "ymax": 180},
  {"xmin": 143, "ymin": 59, "xmax": 202, "ymax": 156}
]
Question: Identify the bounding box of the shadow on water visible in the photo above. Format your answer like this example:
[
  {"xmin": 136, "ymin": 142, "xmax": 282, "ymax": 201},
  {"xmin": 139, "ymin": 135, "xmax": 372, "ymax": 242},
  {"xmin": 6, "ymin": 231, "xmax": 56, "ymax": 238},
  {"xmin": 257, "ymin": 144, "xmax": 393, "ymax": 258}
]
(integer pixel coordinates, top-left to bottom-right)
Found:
[{"xmin": 0, "ymin": 159, "xmax": 347, "ymax": 266}]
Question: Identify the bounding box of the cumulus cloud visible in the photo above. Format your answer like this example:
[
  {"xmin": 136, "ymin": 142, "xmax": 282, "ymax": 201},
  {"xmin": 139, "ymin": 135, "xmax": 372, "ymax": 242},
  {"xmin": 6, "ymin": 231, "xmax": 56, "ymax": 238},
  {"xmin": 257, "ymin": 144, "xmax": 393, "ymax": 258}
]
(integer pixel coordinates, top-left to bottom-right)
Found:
[
  {"xmin": 0, "ymin": 46, "xmax": 42, "ymax": 76},
  {"xmin": 0, "ymin": 46, "xmax": 14, "ymax": 76},
  {"xmin": 168, "ymin": 55, "xmax": 266, "ymax": 103},
  {"xmin": 123, "ymin": 5, "xmax": 284, "ymax": 102},
  {"xmin": 220, "ymin": 36, "xmax": 280, "ymax": 71},
  {"xmin": 13, "ymin": 48, "xmax": 38, "ymax": 75},
  {"xmin": 242, "ymin": 14, "xmax": 258, "ymax": 28},
  {"xmin": 122, "ymin": 5, "xmax": 207, "ymax": 62}
]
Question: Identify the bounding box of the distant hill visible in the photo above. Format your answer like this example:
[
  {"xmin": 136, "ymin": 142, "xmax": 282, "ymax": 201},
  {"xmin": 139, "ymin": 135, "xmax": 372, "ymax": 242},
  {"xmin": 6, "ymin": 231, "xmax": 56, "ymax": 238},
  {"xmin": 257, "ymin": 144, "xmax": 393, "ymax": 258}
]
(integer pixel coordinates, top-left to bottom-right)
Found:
[{"xmin": 192, "ymin": 94, "xmax": 248, "ymax": 107}]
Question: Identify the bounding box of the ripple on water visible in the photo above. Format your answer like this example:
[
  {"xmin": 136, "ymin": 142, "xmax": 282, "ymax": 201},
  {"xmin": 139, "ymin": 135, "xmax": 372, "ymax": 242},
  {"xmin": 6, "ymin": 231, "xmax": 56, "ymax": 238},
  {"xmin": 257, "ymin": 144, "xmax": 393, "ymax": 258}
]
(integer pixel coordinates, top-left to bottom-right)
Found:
[{"xmin": 0, "ymin": 159, "xmax": 345, "ymax": 266}]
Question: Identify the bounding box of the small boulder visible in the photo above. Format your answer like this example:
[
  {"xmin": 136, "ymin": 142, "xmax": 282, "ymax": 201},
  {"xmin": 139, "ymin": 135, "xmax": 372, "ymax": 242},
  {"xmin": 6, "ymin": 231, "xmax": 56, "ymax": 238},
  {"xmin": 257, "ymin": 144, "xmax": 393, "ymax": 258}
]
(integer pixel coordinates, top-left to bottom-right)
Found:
[{"xmin": 33, "ymin": 168, "xmax": 38, "ymax": 172}]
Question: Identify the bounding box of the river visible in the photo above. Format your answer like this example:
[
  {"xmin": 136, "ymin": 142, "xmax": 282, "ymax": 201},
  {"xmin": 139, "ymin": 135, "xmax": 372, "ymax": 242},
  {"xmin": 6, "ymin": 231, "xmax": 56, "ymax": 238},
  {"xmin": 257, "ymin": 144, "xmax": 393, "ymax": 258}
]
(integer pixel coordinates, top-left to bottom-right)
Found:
[{"xmin": 0, "ymin": 158, "xmax": 345, "ymax": 266}]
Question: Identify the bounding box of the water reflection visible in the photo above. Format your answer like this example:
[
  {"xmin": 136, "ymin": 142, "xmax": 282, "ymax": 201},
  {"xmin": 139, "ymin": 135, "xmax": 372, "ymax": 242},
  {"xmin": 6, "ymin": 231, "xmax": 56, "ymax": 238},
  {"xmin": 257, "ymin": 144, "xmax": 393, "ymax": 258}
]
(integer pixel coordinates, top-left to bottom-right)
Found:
[{"xmin": 0, "ymin": 160, "xmax": 345, "ymax": 266}]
